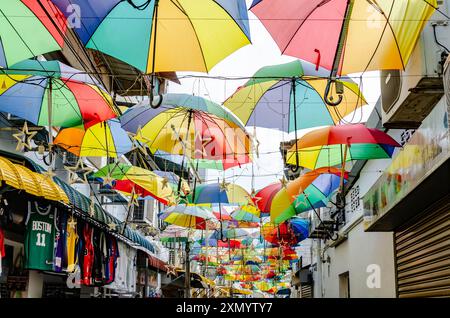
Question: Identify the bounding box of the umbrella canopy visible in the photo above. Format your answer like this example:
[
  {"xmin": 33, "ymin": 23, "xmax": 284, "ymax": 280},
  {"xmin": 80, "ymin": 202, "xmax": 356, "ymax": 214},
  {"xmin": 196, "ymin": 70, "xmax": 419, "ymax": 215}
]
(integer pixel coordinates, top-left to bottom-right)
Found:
[
  {"xmin": 152, "ymin": 170, "xmax": 190, "ymax": 196},
  {"xmin": 231, "ymin": 205, "xmax": 261, "ymax": 223},
  {"xmin": 0, "ymin": 0, "xmax": 65, "ymax": 68},
  {"xmin": 223, "ymin": 60, "xmax": 366, "ymax": 132},
  {"xmin": 93, "ymin": 163, "xmax": 177, "ymax": 205},
  {"xmin": 199, "ymin": 238, "xmax": 241, "ymax": 249},
  {"xmin": 188, "ymin": 183, "xmax": 252, "ymax": 206},
  {"xmin": 160, "ymin": 225, "xmax": 193, "ymax": 243},
  {"xmin": 120, "ymin": 94, "xmax": 252, "ymax": 170},
  {"xmin": 212, "ymin": 227, "xmax": 260, "ymax": 240},
  {"xmin": 54, "ymin": 119, "xmax": 132, "ymax": 157},
  {"xmin": 270, "ymin": 167, "xmax": 347, "ymax": 224},
  {"xmin": 253, "ymin": 183, "xmax": 282, "ymax": 216},
  {"xmin": 286, "ymin": 124, "xmax": 401, "ymax": 169},
  {"xmin": 250, "ymin": 0, "xmax": 436, "ymax": 75},
  {"xmin": 262, "ymin": 222, "xmax": 298, "ymax": 246},
  {"xmin": 159, "ymin": 204, "xmax": 217, "ymax": 230},
  {"xmin": 51, "ymin": 0, "xmax": 251, "ymax": 73},
  {"xmin": 0, "ymin": 60, "xmax": 116, "ymax": 128}
]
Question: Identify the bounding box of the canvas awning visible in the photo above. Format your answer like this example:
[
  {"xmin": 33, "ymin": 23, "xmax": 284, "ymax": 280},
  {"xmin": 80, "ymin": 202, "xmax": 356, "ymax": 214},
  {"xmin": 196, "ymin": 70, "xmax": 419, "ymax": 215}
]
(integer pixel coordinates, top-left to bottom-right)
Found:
[{"xmin": 0, "ymin": 156, "xmax": 69, "ymax": 203}]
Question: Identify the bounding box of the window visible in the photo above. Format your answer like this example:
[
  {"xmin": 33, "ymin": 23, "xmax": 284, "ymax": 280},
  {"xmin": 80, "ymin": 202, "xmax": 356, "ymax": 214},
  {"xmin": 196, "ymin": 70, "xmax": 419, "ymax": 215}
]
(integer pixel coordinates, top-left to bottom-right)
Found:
[
  {"xmin": 350, "ymin": 185, "xmax": 360, "ymax": 213},
  {"xmin": 132, "ymin": 200, "xmax": 145, "ymax": 221}
]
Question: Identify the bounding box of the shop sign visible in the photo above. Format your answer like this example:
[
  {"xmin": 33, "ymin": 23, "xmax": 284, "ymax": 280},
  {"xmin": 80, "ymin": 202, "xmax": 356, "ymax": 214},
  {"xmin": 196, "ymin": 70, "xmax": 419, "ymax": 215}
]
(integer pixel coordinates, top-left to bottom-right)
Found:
[{"xmin": 363, "ymin": 99, "xmax": 449, "ymax": 228}]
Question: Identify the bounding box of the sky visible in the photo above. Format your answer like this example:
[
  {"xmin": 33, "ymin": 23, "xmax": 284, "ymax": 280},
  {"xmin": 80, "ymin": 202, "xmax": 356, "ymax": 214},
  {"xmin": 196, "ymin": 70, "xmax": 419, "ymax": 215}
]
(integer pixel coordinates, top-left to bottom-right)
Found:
[{"xmin": 167, "ymin": 1, "xmax": 381, "ymax": 192}]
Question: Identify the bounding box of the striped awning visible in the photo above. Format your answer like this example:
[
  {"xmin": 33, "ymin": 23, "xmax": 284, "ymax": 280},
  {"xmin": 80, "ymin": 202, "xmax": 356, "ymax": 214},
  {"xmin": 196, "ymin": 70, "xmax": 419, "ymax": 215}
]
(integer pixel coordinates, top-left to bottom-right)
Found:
[{"xmin": 0, "ymin": 156, "xmax": 69, "ymax": 203}]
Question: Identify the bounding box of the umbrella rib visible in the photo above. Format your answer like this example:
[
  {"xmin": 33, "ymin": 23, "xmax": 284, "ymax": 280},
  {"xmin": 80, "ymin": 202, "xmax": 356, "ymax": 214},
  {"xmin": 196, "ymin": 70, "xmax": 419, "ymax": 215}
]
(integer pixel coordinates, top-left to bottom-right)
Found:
[
  {"xmin": 173, "ymin": 1, "xmax": 209, "ymax": 72},
  {"xmin": 279, "ymin": 1, "xmax": 333, "ymax": 55}
]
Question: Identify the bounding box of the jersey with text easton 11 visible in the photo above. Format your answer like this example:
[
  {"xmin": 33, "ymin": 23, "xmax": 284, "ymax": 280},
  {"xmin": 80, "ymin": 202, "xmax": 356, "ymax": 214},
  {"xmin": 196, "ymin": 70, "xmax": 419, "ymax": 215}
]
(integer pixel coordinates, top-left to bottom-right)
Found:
[{"xmin": 25, "ymin": 201, "xmax": 57, "ymax": 271}]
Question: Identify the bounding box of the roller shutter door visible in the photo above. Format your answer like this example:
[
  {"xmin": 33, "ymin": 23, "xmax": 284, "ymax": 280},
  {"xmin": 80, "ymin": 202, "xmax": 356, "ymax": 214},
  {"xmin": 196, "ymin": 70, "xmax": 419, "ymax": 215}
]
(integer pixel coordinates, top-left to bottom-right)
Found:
[{"xmin": 395, "ymin": 195, "xmax": 450, "ymax": 298}]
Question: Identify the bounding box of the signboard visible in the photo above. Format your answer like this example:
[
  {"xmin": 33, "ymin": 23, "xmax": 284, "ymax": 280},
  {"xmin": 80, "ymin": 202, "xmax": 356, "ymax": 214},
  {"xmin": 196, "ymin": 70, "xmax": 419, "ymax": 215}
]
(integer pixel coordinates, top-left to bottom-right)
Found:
[{"xmin": 363, "ymin": 98, "xmax": 449, "ymax": 228}]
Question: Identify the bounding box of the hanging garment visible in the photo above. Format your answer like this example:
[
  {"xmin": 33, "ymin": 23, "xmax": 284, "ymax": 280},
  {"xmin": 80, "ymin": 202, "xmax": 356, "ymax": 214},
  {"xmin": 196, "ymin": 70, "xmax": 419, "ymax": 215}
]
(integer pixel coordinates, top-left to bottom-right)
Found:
[
  {"xmin": 65, "ymin": 215, "xmax": 79, "ymax": 273},
  {"xmin": 115, "ymin": 241, "xmax": 128, "ymax": 291},
  {"xmin": 105, "ymin": 235, "xmax": 119, "ymax": 284},
  {"xmin": 79, "ymin": 223, "xmax": 94, "ymax": 285},
  {"xmin": 92, "ymin": 228, "xmax": 107, "ymax": 285},
  {"xmin": 24, "ymin": 201, "xmax": 57, "ymax": 271},
  {"xmin": 126, "ymin": 246, "xmax": 137, "ymax": 292},
  {"xmin": 54, "ymin": 210, "xmax": 68, "ymax": 272}
]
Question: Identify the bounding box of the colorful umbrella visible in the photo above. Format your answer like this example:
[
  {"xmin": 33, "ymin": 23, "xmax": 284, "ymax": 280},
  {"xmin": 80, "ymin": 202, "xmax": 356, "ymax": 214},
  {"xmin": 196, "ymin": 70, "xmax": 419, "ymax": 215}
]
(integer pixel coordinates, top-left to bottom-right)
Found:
[
  {"xmin": 160, "ymin": 225, "xmax": 193, "ymax": 243},
  {"xmin": 93, "ymin": 163, "xmax": 177, "ymax": 205},
  {"xmin": 270, "ymin": 167, "xmax": 348, "ymax": 224},
  {"xmin": 152, "ymin": 170, "xmax": 190, "ymax": 196},
  {"xmin": 51, "ymin": 0, "xmax": 251, "ymax": 73},
  {"xmin": 199, "ymin": 238, "xmax": 241, "ymax": 249},
  {"xmin": 262, "ymin": 222, "xmax": 298, "ymax": 246},
  {"xmin": 231, "ymin": 205, "xmax": 261, "ymax": 223},
  {"xmin": 188, "ymin": 183, "xmax": 252, "ymax": 206},
  {"xmin": 0, "ymin": 60, "xmax": 116, "ymax": 128},
  {"xmin": 223, "ymin": 60, "xmax": 366, "ymax": 131},
  {"xmin": 286, "ymin": 124, "xmax": 401, "ymax": 170},
  {"xmin": 0, "ymin": 0, "xmax": 66, "ymax": 68},
  {"xmin": 120, "ymin": 94, "xmax": 252, "ymax": 170},
  {"xmin": 54, "ymin": 119, "xmax": 132, "ymax": 157},
  {"xmin": 253, "ymin": 183, "xmax": 283, "ymax": 216},
  {"xmin": 159, "ymin": 204, "xmax": 217, "ymax": 230},
  {"xmin": 250, "ymin": 0, "xmax": 436, "ymax": 75}
]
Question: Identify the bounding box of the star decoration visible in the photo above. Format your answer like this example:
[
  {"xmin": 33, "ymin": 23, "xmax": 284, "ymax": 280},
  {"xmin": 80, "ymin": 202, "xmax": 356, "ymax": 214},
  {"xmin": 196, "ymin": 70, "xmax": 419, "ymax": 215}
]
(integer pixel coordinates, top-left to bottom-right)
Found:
[
  {"xmin": 68, "ymin": 217, "xmax": 77, "ymax": 230},
  {"xmin": 89, "ymin": 198, "xmax": 96, "ymax": 217},
  {"xmin": 128, "ymin": 126, "xmax": 152, "ymax": 156},
  {"xmin": 64, "ymin": 158, "xmax": 93, "ymax": 184},
  {"xmin": 161, "ymin": 177, "xmax": 169, "ymax": 189},
  {"xmin": 252, "ymin": 192, "xmax": 263, "ymax": 205},
  {"xmin": 198, "ymin": 136, "xmax": 213, "ymax": 157},
  {"xmin": 128, "ymin": 188, "xmax": 140, "ymax": 208},
  {"xmin": 130, "ymin": 223, "xmax": 137, "ymax": 230},
  {"xmin": 12, "ymin": 122, "xmax": 37, "ymax": 152},
  {"xmin": 165, "ymin": 264, "xmax": 177, "ymax": 276},
  {"xmin": 279, "ymin": 176, "xmax": 288, "ymax": 188},
  {"xmin": 219, "ymin": 180, "xmax": 229, "ymax": 192},
  {"xmin": 42, "ymin": 168, "xmax": 56, "ymax": 180},
  {"xmin": 101, "ymin": 173, "xmax": 115, "ymax": 187},
  {"xmin": 107, "ymin": 222, "xmax": 117, "ymax": 231}
]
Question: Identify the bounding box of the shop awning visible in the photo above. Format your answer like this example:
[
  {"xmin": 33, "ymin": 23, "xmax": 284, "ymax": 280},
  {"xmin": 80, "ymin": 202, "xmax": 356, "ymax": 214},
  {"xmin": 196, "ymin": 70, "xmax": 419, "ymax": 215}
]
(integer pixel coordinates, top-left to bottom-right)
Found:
[
  {"xmin": 5, "ymin": 153, "xmax": 155, "ymax": 253},
  {"xmin": 148, "ymin": 255, "xmax": 167, "ymax": 272},
  {"xmin": 0, "ymin": 156, "xmax": 69, "ymax": 203}
]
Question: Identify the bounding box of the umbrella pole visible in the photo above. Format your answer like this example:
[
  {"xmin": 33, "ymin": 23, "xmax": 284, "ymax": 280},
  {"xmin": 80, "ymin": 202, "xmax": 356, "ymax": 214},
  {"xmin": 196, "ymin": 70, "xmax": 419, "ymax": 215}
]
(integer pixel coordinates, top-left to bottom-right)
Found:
[
  {"xmin": 184, "ymin": 241, "xmax": 191, "ymax": 298},
  {"xmin": 339, "ymin": 144, "xmax": 349, "ymax": 194},
  {"xmin": 177, "ymin": 110, "xmax": 193, "ymax": 195},
  {"xmin": 324, "ymin": 0, "xmax": 354, "ymax": 106},
  {"xmin": 291, "ymin": 77, "xmax": 299, "ymax": 173},
  {"xmin": 149, "ymin": 0, "xmax": 162, "ymax": 108},
  {"xmin": 47, "ymin": 78, "xmax": 53, "ymax": 147}
]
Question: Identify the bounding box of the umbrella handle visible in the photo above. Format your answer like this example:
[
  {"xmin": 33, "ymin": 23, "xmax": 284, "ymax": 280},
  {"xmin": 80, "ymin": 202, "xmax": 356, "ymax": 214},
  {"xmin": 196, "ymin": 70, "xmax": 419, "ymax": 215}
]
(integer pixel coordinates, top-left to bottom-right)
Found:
[
  {"xmin": 324, "ymin": 79, "xmax": 343, "ymax": 106},
  {"xmin": 149, "ymin": 89, "xmax": 163, "ymax": 109}
]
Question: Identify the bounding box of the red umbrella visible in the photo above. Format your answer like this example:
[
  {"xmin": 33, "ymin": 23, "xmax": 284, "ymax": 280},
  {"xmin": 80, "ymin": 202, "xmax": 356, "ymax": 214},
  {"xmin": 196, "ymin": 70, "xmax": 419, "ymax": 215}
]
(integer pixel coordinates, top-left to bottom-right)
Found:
[{"xmin": 253, "ymin": 183, "xmax": 282, "ymax": 216}]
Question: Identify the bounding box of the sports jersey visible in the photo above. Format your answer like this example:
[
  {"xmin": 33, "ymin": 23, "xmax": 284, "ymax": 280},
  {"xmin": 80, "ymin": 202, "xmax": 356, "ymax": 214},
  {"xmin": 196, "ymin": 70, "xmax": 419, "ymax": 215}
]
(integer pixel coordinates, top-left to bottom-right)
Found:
[
  {"xmin": 65, "ymin": 216, "xmax": 79, "ymax": 273},
  {"xmin": 105, "ymin": 235, "xmax": 119, "ymax": 284},
  {"xmin": 79, "ymin": 223, "xmax": 94, "ymax": 286},
  {"xmin": 92, "ymin": 228, "xmax": 107, "ymax": 285},
  {"xmin": 54, "ymin": 211, "xmax": 68, "ymax": 272},
  {"xmin": 24, "ymin": 201, "xmax": 57, "ymax": 271}
]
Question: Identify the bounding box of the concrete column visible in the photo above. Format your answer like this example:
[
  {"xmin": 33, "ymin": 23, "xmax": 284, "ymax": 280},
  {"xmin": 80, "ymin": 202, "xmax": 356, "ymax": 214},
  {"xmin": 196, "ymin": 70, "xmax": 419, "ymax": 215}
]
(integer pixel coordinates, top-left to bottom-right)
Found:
[{"xmin": 27, "ymin": 270, "xmax": 43, "ymax": 298}]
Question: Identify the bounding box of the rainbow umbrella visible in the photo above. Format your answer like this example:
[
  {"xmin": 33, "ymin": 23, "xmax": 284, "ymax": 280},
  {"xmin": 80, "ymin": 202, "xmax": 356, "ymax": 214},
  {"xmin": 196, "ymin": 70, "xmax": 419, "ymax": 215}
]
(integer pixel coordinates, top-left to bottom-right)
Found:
[
  {"xmin": 160, "ymin": 225, "xmax": 194, "ymax": 243},
  {"xmin": 93, "ymin": 163, "xmax": 177, "ymax": 205},
  {"xmin": 159, "ymin": 204, "xmax": 217, "ymax": 230},
  {"xmin": 54, "ymin": 119, "xmax": 132, "ymax": 157},
  {"xmin": 270, "ymin": 167, "xmax": 348, "ymax": 224},
  {"xmin": 223, "ymin": 60, "xmax": 366, "ymax": 132},
  {"xmin": 120, "ymin": 94, "xmax": 251, "ymax": 170},
  {"xmin": 286, "ymin": 124, "xmax": 401, "ymax": 170},
  {"xmin": 188, "ymin": 183, "xmax": 252, "ymax": 206},
  {"xmin": 253, "ymin": 183, "xmax": 283, "ymax": 216},
  {"xmin": 250, "ymin": 0, "xmax": 435, "ymax": 75},
  {"xmin": 231, "ymin": 205, "xmax": 261, "ymax": 223},
  {"xmin": 0, "ymin": 60, "xmax": 116, "ymax": 128},
  {"xmin": 51, "ymin": 0, "xmax": 251, "ymax": 73},
  {"xmin": 0, "ymin": 1, "xmax": 66, "ymax": 68}
]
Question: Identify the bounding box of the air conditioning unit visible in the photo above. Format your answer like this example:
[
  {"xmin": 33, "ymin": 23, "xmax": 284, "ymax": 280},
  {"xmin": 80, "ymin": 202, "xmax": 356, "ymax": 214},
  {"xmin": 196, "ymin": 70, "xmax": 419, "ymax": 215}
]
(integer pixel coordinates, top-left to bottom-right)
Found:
[{"xmin": 381, "ymin": 1, "xmax": 449, "ymax": 129}]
